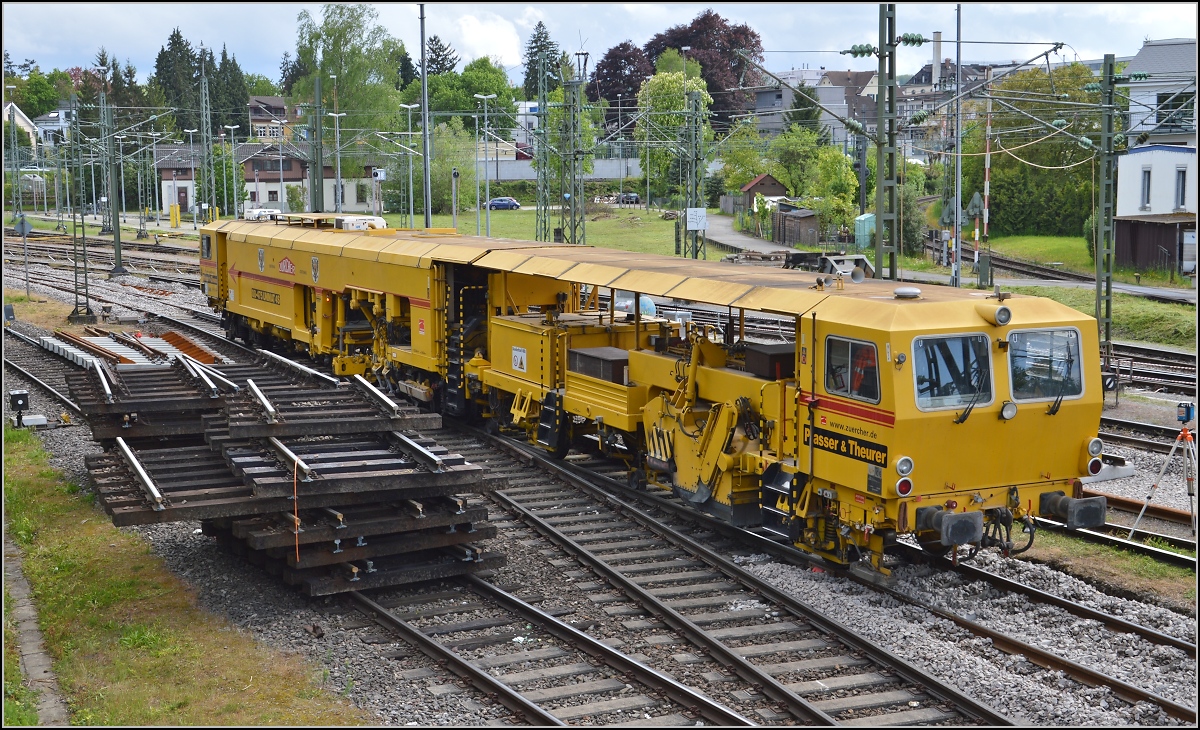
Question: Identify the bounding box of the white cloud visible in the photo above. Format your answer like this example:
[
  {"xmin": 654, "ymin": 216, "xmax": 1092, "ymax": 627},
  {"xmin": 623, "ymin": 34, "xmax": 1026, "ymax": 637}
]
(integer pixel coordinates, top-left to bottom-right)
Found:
[{"xmin": 455, "ymin": 12, "xmax": 523, "ymax": 67}]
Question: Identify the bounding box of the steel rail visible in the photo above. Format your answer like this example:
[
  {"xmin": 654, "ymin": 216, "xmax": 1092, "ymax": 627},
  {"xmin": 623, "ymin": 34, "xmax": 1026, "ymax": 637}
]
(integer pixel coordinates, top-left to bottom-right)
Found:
[
  {"xmin": 1, "ymin": 355, "xmax": 82, "ymax": 414},
  {"xmin": 485, "ymin": 431, "xmax": 1014, "ymax": 726},
  {"xmin": 347, "ymin": 590, "xmax": 566, "ymax": 727},
  {"xmin": 464, "ymin": 576, "xmax": 755, "ymax": 727},
  {"xmin": 491, "ymin": 489, "xmax": 841, "ymax": 726},
  {"xmin": 1034, "ymin": 517, "xmax": 1196, "ymax": 570},
  {"xmin": 487, "ymin": 434, "xmax": 1194, "ymax": 723}
]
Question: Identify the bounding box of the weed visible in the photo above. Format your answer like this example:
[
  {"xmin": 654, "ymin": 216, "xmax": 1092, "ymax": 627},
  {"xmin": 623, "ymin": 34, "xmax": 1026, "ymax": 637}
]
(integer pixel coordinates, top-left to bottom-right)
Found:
[
  {"xmin": 1144, "ymin": 536, "xmax": 1197, "ymax": 559},
  {"xmin": 118, "ymin": 625, "xmax": 172, "ymax": 655}
]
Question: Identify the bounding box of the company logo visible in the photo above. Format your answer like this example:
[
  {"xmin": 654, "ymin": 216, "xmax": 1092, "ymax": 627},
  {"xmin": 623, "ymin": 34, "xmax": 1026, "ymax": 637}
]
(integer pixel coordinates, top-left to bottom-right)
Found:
[
  {"xmin": 311, "ymin": 256, "xmax": 319, "ymax": 283},
  {"xmin": 257, "ymin": 248, "xmax": 265, "ymax": 272},
  {"xmin": 278, "ymin": 257, "xmax": 296, "ymax": 275}
]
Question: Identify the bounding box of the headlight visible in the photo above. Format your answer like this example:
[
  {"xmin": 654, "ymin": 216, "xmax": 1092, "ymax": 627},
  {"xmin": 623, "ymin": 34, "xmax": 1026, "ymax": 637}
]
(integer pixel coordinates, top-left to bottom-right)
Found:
[
  {"xmin": 1088, "ymin": 437, "xmax": 1104, "ymax": 457},
  {"xmin": 1000, "ymin": 401, "xmax": 1018, "ymax": 420},
  {"xmin": 896, "ymin": 456, "xmax": 914, "ymax": 476},
  {"xmin": 994, "ymin": 306, "xmax": 1012, "ymax": 326}
]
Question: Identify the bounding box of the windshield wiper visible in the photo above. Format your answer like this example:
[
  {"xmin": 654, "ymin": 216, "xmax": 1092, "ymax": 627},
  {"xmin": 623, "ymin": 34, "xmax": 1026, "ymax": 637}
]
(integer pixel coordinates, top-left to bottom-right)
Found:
[
  {"xmin": 953, "ymin": 366, "xmax": 987, "ymax": 424},
  {"xmin": 1046, "ymin": 355, "xmax": 1075, "ymax": 415}
]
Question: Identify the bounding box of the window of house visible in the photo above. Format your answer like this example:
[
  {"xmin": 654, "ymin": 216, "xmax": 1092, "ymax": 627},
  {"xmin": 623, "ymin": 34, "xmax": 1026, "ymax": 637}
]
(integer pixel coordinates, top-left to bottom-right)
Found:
[
  {"xmin": 1141, "ymin": 168, "xmax": 1152, "ymax": 209},
  {"xmin": 268, "ymin": 190, "xmax": 279, "ymax": 202},
  {"xmin": 825, "ymin": 336, "xmax": 880, "ymax": 403},
  {"xmin": 1177, "ymin": 167, "xmax": 1188, "ymax": 210},
  {"xmin": 249, "ymin": 192, "xmax": 257, "ymax": 202},
  {"xmin": 1157, "ymin": 92, "xmax": 1195, "ymax": 130}
]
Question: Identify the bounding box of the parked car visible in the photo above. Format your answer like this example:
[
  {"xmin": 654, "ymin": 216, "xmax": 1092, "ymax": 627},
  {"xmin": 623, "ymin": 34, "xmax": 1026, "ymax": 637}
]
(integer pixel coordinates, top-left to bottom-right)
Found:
[
  {"xmin": 488, "ymin": 197, "xmax": 521, "ymax": 210},
  {"xmin": 618, "ymin": 192, "xmax": 640, "ymax": 204}
]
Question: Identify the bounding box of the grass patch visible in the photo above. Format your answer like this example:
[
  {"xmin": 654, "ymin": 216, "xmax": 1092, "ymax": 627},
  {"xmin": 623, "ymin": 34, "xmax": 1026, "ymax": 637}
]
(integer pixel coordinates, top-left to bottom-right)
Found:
[
  {"xmin": 1009, "ymin": 285, "xmax": 1196, "ymax": 349},
  {"xmin": 3, "ymin": 289, "xmax": 89, "ymax": 334},
  {"xmin": 1021, "ymin": 528, "xmax": 1196, "ymax": 609},
  {"xmin": 1144, "ymin": 536, "xmax": 1197, "ymax": 559},
  {"xmin": 988, "ymin": 234, "xmax": 1192, "ymax": 289},
  {"xmin": 4, "ymin": 587, "xmax": 40, "ymax": 726},
  {"xmin": 1, "ymin": 425, "xmax": 372, "ymax": 725},
  {"xmin": 382, "ymin": 207, "xmax": 682, "ymax": 255}
]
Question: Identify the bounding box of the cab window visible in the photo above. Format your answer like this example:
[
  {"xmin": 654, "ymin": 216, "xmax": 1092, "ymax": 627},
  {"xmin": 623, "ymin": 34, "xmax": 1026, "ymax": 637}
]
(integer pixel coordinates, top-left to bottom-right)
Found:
[
  {"xmin": 1008, "ymin": 328, "xmax": 1083, "ymax": 401},
  {"xmin": 913, "ymin": 334, "xmax": 992, "ymax": 410},
  {"xmin": 825, "ymin": 336, "xmax": 879, "ymax": 403}
]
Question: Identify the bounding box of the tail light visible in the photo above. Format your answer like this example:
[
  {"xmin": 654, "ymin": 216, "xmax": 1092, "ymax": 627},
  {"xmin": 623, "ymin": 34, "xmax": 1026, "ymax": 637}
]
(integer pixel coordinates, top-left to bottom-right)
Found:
[
  {"xmin": 896, "ymin": 477, "xmax": 913, "ymax": 497},
  {"xmin": 1087, "ymin": 457, "xmax": 1103, "ymax": 476}
]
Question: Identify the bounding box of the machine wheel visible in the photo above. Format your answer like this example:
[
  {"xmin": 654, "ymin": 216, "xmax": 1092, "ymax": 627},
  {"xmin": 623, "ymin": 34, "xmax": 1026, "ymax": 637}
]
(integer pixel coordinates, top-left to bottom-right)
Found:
[{"xmin": 627, "ymin": 468, "xmax": 647, "ymax": 491}]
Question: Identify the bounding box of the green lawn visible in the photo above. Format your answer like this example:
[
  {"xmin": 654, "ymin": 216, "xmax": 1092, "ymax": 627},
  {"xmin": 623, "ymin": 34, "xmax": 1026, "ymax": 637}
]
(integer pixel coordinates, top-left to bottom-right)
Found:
[
  {"xmin": 988, "ymin": 234, "xmax": 1190, "ymax": 289},
  {"xmin": 381, "ymin": 207, "xmax": 683, "ymax": 256},
  {"xmin": 1010, "ymin": 285, "xmax": 1196, "ymax": 349}
]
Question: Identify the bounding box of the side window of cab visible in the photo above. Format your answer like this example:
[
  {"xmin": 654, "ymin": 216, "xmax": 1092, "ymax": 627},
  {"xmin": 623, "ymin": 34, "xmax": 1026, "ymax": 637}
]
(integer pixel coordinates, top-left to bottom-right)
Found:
[{"xmin": 825, "ymin": 336, "xmax": 880, "ymax": 403}]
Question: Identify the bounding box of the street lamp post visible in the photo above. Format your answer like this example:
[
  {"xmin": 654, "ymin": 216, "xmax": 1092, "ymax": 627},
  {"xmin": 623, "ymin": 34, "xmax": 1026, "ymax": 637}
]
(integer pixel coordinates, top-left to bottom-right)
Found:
[
  {"xmin": 399, "ymin": 103, "xmax": 418, "ymax": 228},
  {"xmin": 272, "ymin": 120, "xmax": 285, "ymax": 212},
  {"xmin": 6, "ymin": 85, "xmax": 18, "ymax": 220},
  {"xmin": 218, "ymin": 132, "xmax": 227, "ymax": 218},
  {"xmin": 327, "ymin": 112, "xmax": 346, "ymax": 213},
  {"xmin": 474, "ymin": 93, "xmax": 496, "ymax": 236},
  {"xmin": 474, "ymin": 113, "xmax": 480, "ymax": 235},
  {"xmin": 184, "ymin": 128, "xmax": 198, "ymax": 228},
  {"xmin": 171, "ymin": 169, "xmax": 178, "ymax": 225},
  {"xmin": 222, "ymin": 124, "xmax": 239, "ymax": 218}
]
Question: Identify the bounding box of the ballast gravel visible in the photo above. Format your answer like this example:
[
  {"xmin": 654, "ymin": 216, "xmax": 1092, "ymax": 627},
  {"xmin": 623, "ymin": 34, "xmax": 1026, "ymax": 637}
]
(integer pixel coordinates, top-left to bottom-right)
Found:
[{"xmin": 743, "ymin": 558, "xmax": 1193, "ymax": 726}]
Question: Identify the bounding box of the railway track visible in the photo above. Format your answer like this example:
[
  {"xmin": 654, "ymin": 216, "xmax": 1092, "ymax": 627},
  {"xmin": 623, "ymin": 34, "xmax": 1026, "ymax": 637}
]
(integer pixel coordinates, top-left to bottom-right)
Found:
[
  {"xmin": 513, "ymin": 437, "xmax": 1190, "ymax": 720},
  {"xmin": 438, "ymin": 428, "xmax": 1012, "ymax": 725},
  {"xmin": 3, "ymin": 327, "xmax": 84, "ymax": 414},
  {"xmin": 345, "ymin": 577, "xmax": 754, "ymax": 726}
]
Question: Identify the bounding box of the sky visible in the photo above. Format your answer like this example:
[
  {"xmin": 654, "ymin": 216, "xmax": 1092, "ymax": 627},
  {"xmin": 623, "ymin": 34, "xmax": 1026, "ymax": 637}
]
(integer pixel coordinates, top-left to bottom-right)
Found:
[{"xmin": 2, "ymin": 3, "xmax": 1196, "ymax": 88}]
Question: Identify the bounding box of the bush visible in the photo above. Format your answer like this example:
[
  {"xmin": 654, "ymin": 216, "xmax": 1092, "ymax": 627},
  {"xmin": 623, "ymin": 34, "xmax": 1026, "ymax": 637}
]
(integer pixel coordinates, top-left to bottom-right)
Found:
[{"xmin": 1083, "ymin": 212, "xmax": 1096, "ymax": 261}]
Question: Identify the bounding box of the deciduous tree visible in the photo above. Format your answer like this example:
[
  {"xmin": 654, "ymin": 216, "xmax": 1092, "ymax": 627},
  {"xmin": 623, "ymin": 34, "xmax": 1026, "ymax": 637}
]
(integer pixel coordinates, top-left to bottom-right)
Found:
[{"xmin": 588, "ymin": 40, "xmax": 652, "ymax": 125}]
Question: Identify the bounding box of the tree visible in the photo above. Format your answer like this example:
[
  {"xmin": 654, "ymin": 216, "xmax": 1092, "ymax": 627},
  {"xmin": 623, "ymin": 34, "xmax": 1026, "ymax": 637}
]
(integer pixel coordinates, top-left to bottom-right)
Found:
[
  {"xmin": 766, "ymin": 126, "xmax": 819, "ymax": 197},
  {"xmin": 397, "ymin": 56, "xmax": 516, "ymax": 134},
  {"xmin": 424, "ymin": 35, "xmax": 460, "ymax": 75},
  {"xmin": 522, "ymin": 21, "xmax": 560, "ymax": 100},
  {"xmin": 153, "ymin": 28, "xmax": 198, "ymax": 132},
  {"xmin": 278, "ymin": 51, "xmax": 310, "ymax": 95},
  {"xmin": 634, "ymin": 71, "xmax": 711, "ymax": 200},
  {"xmin": 716, "ymin": 119, "xmax": 768, "ymax": 192},
  {"xmin": 213, "ymin": 45, "xmax": 249, "ymax": 132},
  {"xmin": 3, "ymin": 121, "xmax": 32, "ymax": 152},
  {"xmin": 642, "ymin": 9, "xmax": 763, "ymax": 130},
  {"xmin": 401, "ymin": 116, "xmax": 476, "ymax": 214},
  {"xmin": 782, "ymin": 81, "xmax": 827, "ymax": 142},
  {"xmin": 245, "ymin": 74, "xmax": 279, "ymax": 96},
  {"xmin": 397, "ymin": 47, "xmax": 417, "ymax": 89},
  {"xmin": 588, "ymin": 41, "xmax": 652, "ymax": 126},
  {"xmin": 652, "ymin": 48, "xmax": 701, "ymax": 78},
  {"xmin": 958, "ymin": 62, "xmax": 1105, "ymax": 237},
  {"xmin": 292, "ymin": 4, "xmax": 405, "ymax": 138},
  {"xmin": 16, "ymin": 69, "xmax": 60, "ymax": 117}
]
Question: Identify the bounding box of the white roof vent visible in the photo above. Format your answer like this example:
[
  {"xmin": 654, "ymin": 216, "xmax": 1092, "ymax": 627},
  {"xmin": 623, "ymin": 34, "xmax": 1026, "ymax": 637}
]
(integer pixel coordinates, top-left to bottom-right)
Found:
[{"xmin": 894, "ymin": 287, "xmax": 922, "ymax": 299}]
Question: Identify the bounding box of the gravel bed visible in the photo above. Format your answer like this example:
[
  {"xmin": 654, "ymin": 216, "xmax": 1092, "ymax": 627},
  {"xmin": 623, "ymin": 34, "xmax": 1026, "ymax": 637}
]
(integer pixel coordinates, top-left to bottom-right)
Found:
[{"xmin": 743, "ymin": 558, "xmax": 1191, "ymax": 726}]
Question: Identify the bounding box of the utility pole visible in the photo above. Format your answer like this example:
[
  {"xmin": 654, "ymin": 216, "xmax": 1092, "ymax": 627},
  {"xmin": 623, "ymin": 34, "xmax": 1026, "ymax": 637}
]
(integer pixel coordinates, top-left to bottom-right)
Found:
[
  {"xmin": 952, "ymin": 3, "xmax": 962, "ymax": 288},
  {"xmin": 105, "ymin": 96, "xmax": 126, "ymax": 273},
  {"xmin": 420, "ymin": 4, "xmax": 432, "ymax": 228},
  {"xmin": 1096, "ymin": 53, "xmax": 1117, "ymax": 360},
  {"xmin": 874, "ymin": 3, "xmax": 898, "ymax": 280},
  {"xmin": 310, "ymin": 78, "xmax": 325, "ymax": 213},
  {"xmin": 6, "ymin": 86, "xmax": 18, "ymax": 222},
  {"xmin": 400, "ymin": 103, "xmax": 418, "ymax": 228},
  {"xmin": 200, "ymin": 56, "xmax": 216, "ymax": 222},
  {"xmin": 475, "ymin": 93, "xmax": 496, "ymax": 236},
  {"xmin": 561, "ymin": 52, "xmax": 588, "ymax": 245},
  {"xmin": 535, "ymin": 51, "xmax": 552, "ymax": 242},
  {"xmin": 684, "ymin": 90, "xmax": 705, "ymax": 259},
  {"xmin": 328, "ymin": 111, "xmax": 345, "ymax": 212}
]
